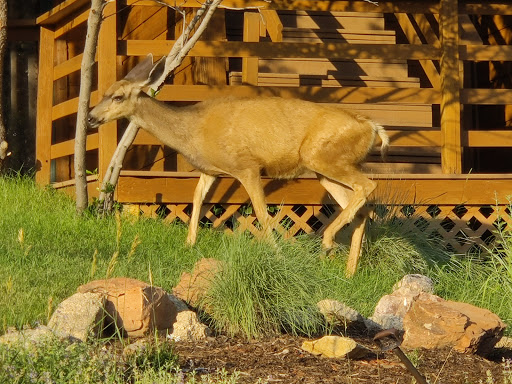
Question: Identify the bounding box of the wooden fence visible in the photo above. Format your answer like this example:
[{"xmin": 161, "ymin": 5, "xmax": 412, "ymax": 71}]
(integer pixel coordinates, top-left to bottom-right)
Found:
[{"xmin": 35, "ymin": 0, "xmax": 512, "ymax": 252}]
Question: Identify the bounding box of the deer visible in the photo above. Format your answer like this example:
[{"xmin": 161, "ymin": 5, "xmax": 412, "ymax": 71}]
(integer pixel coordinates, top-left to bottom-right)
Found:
[{"xmin": 88, "ymin": 56, "xmax": 389, "ymax": 276}]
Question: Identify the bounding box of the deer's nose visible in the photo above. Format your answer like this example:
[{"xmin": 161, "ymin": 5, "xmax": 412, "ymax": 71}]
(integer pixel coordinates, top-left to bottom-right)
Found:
[{"xmin": 87, "ymin": 114, "xmax": 100, "ymax": 128}]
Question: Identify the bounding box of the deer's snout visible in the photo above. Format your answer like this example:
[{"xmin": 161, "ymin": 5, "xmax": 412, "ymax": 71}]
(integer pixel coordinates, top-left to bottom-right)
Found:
[{"xmin": 87, "ymin": 112, "xmax": 103, "ymax": 129}]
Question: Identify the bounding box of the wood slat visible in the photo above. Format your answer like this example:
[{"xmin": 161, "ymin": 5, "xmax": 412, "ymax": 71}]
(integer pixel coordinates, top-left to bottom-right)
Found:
[
  {"xmin": 53, "ymin": 53, "xmax": 84, "ymax": 81},
  {"xmin": 125, "ymin": 0, "xmax": 440, "ymax": 14},
  {"xmin": 35, "ymin": 27, "xmax": 55, "ymax": 185},
  {"xmin": 51, "ymin": 133, "xmax": 99, "ymax": 160},
  {"xmin": 119, "ymin": 40, "xmax": 442, "ymax": 60},
  {"xmin": 115, "ymin": 173, "xmax": 512, "ymax": 205},
  {"xmin": 53, "ymin": 8, "xmax": 89, "ymax": 39},
  {"xmin": 467, "ymin": 130, "xmax": 512, "ymax": 148},
  {"xmin": 461, "ymin": 89, "xmax": 512, "ymax": 105},
  {"xmin": 97, "ymin": 1, "xmax": 119, "ymax": 183},
  {"xmin": 52, "ymin": 91, "xmax": 99, "ymax": 120},
  {"xmin": 155, "ymin": 84, "xmax": 440, "ymax": 104},
  {"xmin": 440, "ymin": 0, "xmax": 462, "ymax": 174},
  {"xmin": 36, "ymin": 0, "xmax": 89, "ymax": 25}
]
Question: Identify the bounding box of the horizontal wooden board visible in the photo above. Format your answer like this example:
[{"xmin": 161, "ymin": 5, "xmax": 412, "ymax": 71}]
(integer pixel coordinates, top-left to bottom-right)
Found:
[
  {"xmin": 229, "ymin": 72, "xmax": 420, "ymax": 88},
  {"xmin": 52, "ymin": 91, "xmax": 99, "ymax": 120},
  {"xmin": 461, "ymin": 89, "xmax": 512, "ymax": 105},
  {"xmin": 53, "ymin": 53, "xmax": 83, "ymax": 81},
  {"xmin": 467, "ymin": 130, "xmax": 512, "ymax": 148},
  {"xmin": 278, "ymin": 10, "xmax": 386, "ymax": 30},
  {"xmin": 51, "ymin": 133, "xmax": 99, "ymax": 160},
  {"xmin": 36, "ymin": 0, "xmax": 89, "ymax": 25},
  {"xmin": 125, "ymin": 0, "xmax": 440, "ymax": 14},
  {"xmin": 156, "ymin": 85, "xmax": 440, "ymax": 104},
  {"xmin": 53, "ymin": 8, "xmax": 89, "ymax": 39},
  {"xmin": 258, "ymin": 58, "xmax": 410, "ymax": 78},
  {"xmin": 119, "ymin": 40, "xmax": 442, "ymax": 60},
  {"xmin": 114, "ymin": 172, "xmax": 512, "ymax": 205}
]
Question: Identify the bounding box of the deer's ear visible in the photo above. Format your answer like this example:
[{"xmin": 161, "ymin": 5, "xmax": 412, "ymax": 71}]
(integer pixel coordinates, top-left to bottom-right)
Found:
[
  {"xmin": 123, "ymin": 54, "xmax": 155, "ymax": 84},
  {"xmin": 147, "ymin": 56, "xmax": 166, "ymax": 86}
]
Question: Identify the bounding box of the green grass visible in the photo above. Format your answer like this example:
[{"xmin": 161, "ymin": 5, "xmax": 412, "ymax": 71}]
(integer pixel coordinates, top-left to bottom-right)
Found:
[
  {"xmin": 0, "ymin": 333, "xmax": 240, "ymax": 384},
  {"xmin": 2, "ymin": 174, "xmax": 512, "ymax": 382},
  {"xmin": 1, "ymin": 174, "xmax": 512, "ymax": 338}
]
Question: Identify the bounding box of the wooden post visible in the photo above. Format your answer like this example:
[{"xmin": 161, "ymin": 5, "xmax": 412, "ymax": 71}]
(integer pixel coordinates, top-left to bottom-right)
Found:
[
  {"xmin": 35, "ymin": 26, "xmax": 55, "ymax": 185},
  {"xmin": 242, "ymin": 12, "xmax": 260, "ymax": 86},
  {"xmin": 97, "ymin": 1, "xmax": 118, "ymax": 188},
  {"xmin": 440, "ymin": 0, "xmax": 462, "ymax": 173}
]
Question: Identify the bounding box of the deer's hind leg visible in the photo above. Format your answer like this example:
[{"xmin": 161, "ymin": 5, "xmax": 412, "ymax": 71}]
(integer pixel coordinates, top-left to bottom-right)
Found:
[{"xmin": 317, "ymin": 172, "xmax": 376, "ymax": 276}]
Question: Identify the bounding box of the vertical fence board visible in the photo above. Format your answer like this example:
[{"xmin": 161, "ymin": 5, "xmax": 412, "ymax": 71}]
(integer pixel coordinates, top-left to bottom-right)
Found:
[
  {"xmin": 97, "ymin": 1, "xmax": 118, "ymax": 185},
  {"xmin": 242, "ymin": 12, "xmax": 260, "ymax": 85},
  {"xmin": 440, "ymin": 0, "xmax": 462, "ymax": 173},
  {"xmin": 35, "ymin": 26, "xmax": 55, "ymax": 184}
]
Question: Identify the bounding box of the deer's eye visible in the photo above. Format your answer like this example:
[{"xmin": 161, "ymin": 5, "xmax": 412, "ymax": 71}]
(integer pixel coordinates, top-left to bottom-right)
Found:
[{"xmin": 112, "ymin": 95, "xmax": 124, "ymax": 102}]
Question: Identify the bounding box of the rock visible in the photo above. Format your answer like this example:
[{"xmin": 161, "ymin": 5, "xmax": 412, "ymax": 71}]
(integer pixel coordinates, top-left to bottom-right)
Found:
[
  {"xmin": 402, "ymin": 296, "xmax": 506, "ymax": 355},
  {"xmin": 168, "ymin": 310, "xmax": 211, "ymax": 341},
  {"xmin": 301, "ymin": 336, "xmax": 370, "ymax": 359},
  {"xmin": 495, "ymin": 336, "xmax": 512, "ymax": 350},
  {"xmin": 371, "ymin": 274, "xmax": 440, "ymax": 330},
  {"xmin": 392, "ymin": 274, "xmax": 434, "ymax": 295},
  {"xmin": 47, "ymin": 292, "xmax": 106, "ymax": 342},
  {"xmin": 317, "ymin": 299, "xmax": 366, "ymax": 331},
  {"xmin": 173, "ymin": 258, "xmax": 223, "ymax": 307},
  {"xmin": 0, "ymin": 326, "xmax": 56, "ymax": 348},
  {"xmin": 123, "ymin": 339, "xmax": 148, "ymax": 357},
  {"xmin": 78, "ymin": 277, "xmax": 177, "ymax": 338}
]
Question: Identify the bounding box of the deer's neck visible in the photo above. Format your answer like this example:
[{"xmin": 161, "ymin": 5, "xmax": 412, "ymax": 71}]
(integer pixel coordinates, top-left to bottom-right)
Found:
[{"xmin": 130, "ymin": 95, "xmax": 198, "ymax": 151}]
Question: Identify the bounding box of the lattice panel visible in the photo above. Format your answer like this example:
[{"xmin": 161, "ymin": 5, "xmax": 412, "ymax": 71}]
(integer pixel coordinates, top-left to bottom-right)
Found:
[{"xmin": 128, "ymin": 203, "xmax": 512, "ymax": 253}]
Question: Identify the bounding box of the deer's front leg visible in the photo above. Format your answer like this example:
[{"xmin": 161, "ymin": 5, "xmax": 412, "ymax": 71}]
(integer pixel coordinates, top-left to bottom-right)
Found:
[
  {"xmin": 237, "ymin": 171, "xmax": 274, "ymax": 243},
  {"xmin": 186, "ymin": 173, "xmax": 217, "ymax": 246}
]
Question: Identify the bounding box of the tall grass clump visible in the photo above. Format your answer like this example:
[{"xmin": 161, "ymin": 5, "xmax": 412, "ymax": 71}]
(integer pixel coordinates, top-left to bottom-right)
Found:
[
  {"xmin": 362, "ymin": 204, "xmax": 451, "ymax": 274},
  {"xmin": 200, "ymin": 234, "xmax": 331, "ymax": 339}
]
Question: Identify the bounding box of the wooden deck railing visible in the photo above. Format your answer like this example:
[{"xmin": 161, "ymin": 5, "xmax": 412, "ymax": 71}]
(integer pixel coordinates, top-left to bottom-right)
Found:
[{"xmin": 35, "ymin": 0, "xmax": 512, "ymax": 251}]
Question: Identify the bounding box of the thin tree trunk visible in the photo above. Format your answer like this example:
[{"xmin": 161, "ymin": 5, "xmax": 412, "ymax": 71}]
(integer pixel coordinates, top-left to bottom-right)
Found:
[
  {"xmin": 0, "ymin": 0, "xmax": 8, "ymax": 170},
  {"xmin": 98, "ymin": 0, "xmax": 222, "ymax": 213},
  {"xmin": 75, "ymin": 0, "xmax": 106, "ymax": 213}
]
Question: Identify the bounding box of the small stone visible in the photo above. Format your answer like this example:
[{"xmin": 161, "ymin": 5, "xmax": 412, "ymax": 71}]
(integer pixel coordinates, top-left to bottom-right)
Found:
[
  {"xmin": 301, "ymin": 336, "xmax": 370, "ymax": 359},
  {"xmin": 123, "ymin": 339, "xmax": 148, "ymax": 357},
  {"xmin": 0, "ymin": 326, "xmax": 56, "ymax": 348},
  {"xmin": 169, "ymin": 310, "xmax": 211, "ymax": 341},
  {"xmin": 392, "ymin": 274, "xmax": 434, "ymax": 295},
  {"xmin": 317, "ymin": 299, "xmax": 365, "ymax": 330}
]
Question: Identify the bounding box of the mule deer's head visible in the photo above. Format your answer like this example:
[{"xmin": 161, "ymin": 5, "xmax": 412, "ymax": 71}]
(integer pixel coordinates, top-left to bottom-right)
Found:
[{"xmin": 87, "ymin": 54, "xmax": 166, "ymax": 129}]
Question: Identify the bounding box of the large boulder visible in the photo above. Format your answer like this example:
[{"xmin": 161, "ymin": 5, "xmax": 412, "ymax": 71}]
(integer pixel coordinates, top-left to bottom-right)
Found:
[
  {"xmin": 173, "ymin": 258, "xmax": 223, "ymax": 308},
  {"xmin": 48, "ymin": 292, "xmax": 106, "ymax": 341},
  {"xmin": 402, "ymin": 296, "xmax": 506, "ymax": 355},
  {"xmin": 78, "ymin": 277, "xmax": 177, "ymax": 338},
  {"xmin": 370, "ymin": 274, "xmax": 438, "ymax": 330}
]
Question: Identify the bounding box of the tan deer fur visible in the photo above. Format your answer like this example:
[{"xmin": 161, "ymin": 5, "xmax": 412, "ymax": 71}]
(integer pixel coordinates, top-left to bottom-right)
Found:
[{"xmin": 88, "ymin": 56, "xmax": 389, "ymax": 275}]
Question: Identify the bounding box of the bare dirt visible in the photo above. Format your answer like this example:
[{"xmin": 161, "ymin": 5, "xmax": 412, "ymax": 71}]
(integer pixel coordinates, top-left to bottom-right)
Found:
[{"xmin": 174, "ymin": 335, "xmax": 512, "ymax": 383}]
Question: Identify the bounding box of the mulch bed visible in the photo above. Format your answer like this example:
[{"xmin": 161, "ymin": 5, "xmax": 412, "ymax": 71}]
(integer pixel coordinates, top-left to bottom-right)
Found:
[{"xmin": 174, "ymin": 335, "xmax": 512, "ymax": 383}]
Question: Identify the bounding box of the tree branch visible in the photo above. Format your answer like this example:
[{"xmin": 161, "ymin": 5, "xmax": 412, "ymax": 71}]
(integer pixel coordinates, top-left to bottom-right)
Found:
[
  {"xmin": 75, "ymin": 0, "xmax": 107, "ymax": 213},
  {"xmin": 98, "ymin": 0, "xmax": 222, "ymax": 212}
]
